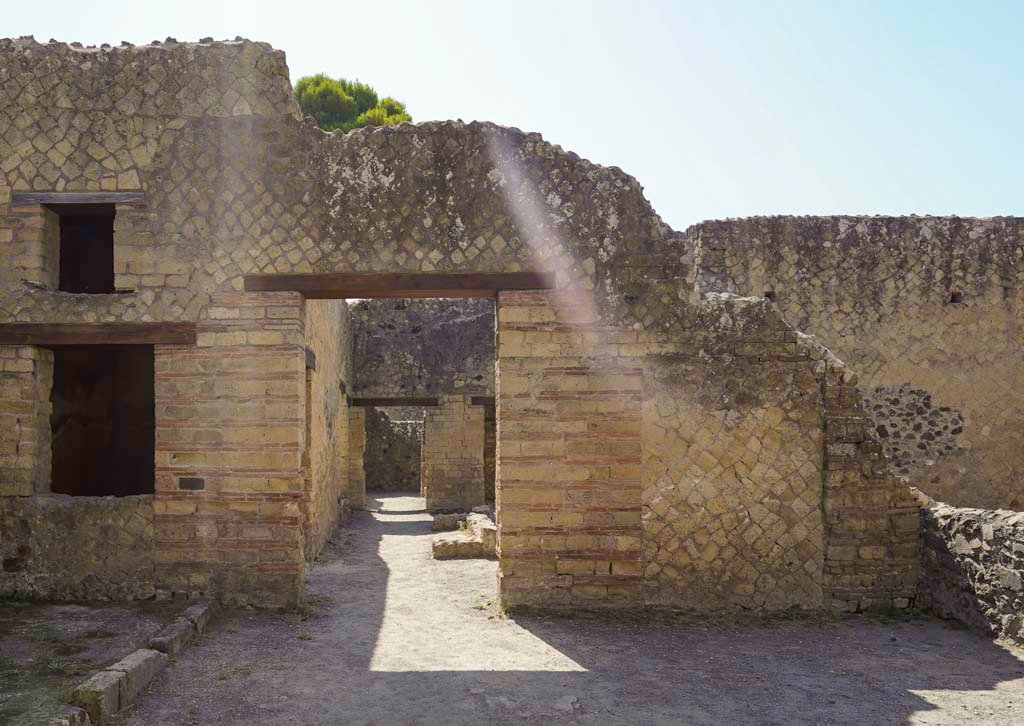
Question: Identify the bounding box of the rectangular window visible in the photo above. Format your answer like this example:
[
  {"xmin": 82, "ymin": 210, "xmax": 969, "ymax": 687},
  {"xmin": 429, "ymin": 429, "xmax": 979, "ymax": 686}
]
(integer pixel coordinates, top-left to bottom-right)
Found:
[
  {"xmin": 50, "ymin": 345, "xmax": 155, "ymax": 497},
  {"xmin": 53, "ymin": 203, "xmax": 116, "ymax": 293}
]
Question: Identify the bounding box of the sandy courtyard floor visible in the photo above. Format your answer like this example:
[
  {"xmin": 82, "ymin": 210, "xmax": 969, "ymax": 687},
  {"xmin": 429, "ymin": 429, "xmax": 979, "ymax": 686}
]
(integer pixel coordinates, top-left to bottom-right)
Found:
[{"xmin": 112, "ymin": 496, "xmax": 1024, "ymax": 726}]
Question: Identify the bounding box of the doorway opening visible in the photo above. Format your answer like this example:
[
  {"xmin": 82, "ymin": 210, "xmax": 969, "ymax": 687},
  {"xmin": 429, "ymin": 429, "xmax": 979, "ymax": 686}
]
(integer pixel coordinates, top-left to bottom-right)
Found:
[{"xmin": 50, "ymin": 345, "xmax": 155, "ymax": 497}]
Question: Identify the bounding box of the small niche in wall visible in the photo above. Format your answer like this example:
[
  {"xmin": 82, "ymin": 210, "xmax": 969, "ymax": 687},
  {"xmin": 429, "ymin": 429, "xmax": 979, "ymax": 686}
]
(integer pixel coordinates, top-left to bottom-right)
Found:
[
  {"xmin": 763, "ymin": 290, "xmax": 777, "ymax": 303},
  {"xmin": 949, "ymin": 290, "xmax": 964, "ymax": 304},
  {"xmin": 51, "ymin": 203, "xmax": 116, "ymax": 293}
]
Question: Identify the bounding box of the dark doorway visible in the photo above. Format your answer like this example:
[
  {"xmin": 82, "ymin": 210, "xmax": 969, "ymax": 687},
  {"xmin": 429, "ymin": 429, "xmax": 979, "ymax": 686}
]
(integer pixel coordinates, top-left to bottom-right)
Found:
[
  {"xmin": 50, "ymin": 345, "xmax": 155, "ymax": 496},
  {"xmin": 53, "ymin": 203, "xmax": 116, "ymax": 293}
]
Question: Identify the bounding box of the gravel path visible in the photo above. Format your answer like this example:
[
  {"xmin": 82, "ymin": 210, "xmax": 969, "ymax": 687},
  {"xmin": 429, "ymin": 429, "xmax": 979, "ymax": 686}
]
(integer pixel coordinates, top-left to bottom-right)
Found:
[{"xmin": 114, "ymin": 496, "xmax": 1024, "ymax": 726}]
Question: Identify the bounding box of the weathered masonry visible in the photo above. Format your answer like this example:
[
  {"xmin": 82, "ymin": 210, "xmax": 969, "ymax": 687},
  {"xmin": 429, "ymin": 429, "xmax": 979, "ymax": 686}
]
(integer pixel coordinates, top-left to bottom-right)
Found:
[{"xmin": 0, "ymin": 38, "xmax": 1019, "ymax": 617}]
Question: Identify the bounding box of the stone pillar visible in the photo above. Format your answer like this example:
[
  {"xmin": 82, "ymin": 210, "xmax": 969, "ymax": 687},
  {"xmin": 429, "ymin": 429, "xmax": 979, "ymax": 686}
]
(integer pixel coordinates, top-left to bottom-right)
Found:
[
  {"xmin": 421, "ymin": 395, "xmax": 485, "ymax": 511},
  {"xmin": 153, "ymin": 291, "xmax": 307, "ymax": 608},
  {"xmin": 0, "ymin": 345, "xmax": 53, "ymax": 496},
  {"xmin": 496, "ymin": 291, "xmax": 643, "ymax": 609},
  {"xmin": 347, "ymin": 407, "xmax": 366, "ymax": 509}
]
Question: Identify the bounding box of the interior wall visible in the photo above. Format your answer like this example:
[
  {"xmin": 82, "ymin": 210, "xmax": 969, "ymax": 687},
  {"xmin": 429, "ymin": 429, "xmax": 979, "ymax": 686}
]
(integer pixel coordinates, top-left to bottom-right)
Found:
[
  {"xmin": 421, "ymin": 395, "xmax": 485, "ymax": 511},
  {"xmin": 302, "ymin": 299, "xmax": 352, "ymax": 561},
  {"xmin": 363, "ymin": 407, "xmax": 422, "ymax": 493}
]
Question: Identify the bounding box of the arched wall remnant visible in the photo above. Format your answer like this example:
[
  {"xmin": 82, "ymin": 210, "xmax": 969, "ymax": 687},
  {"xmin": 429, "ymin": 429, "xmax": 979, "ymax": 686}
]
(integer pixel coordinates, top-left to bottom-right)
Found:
[
  {"xmin": 0, "ymin": 37, "xmax": 987, "ymax": 611},
  {"xmin": 691, "ymin": 217, "xmax": 1024, "ymax": 509}
]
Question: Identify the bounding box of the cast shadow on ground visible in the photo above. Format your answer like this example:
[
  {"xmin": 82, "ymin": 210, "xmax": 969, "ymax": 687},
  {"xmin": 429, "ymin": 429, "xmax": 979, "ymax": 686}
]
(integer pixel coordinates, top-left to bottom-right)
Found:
[{"xmin": 113, "ymin": 500, "xmax": 1024, "ymax": 726}]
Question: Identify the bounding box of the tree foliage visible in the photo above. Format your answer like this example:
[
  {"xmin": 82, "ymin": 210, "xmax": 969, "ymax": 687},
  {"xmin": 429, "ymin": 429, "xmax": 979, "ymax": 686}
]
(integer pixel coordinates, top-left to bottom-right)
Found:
[{"xmin": 294, "ymin": 74, "xmax": 412, "ymax": 133}]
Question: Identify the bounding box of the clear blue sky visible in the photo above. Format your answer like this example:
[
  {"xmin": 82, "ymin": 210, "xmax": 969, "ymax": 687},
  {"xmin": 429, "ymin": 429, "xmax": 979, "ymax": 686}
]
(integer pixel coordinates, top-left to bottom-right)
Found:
[{"xmin": 5, "ymin": 1, "xmax": 1023, "ymax": 230}]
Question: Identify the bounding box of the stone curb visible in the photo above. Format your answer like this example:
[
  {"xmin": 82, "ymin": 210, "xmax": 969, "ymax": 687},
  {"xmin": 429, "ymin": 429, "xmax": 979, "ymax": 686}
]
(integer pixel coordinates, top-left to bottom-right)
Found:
[
  {"xmin": 54, "ymin": 601, "xmax": 218, "ymax": 725},
  {"xmin": 146, "ymin": 617, "xmax": 194, "ymax": 657},
  {"xmin": 45, "ymin": 705, "xmax": 91, "ymax": 725}
]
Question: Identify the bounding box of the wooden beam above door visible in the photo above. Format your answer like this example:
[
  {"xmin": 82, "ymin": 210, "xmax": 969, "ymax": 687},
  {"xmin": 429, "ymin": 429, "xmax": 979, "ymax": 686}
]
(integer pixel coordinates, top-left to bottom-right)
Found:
[{"xmin": 243, "ymin": 272, "xmax": 556, "ymax": 299}]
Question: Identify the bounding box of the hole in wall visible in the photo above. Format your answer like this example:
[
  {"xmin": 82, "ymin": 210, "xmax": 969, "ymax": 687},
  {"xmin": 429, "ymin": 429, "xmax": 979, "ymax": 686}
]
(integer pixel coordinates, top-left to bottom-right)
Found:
[
  {"xmin": 949, "ymin": 290, "xmax": 964, "ymax": 304},
  {"xmin": 764, "ymin": 290, "xmax": 777, "ymax": 302}
]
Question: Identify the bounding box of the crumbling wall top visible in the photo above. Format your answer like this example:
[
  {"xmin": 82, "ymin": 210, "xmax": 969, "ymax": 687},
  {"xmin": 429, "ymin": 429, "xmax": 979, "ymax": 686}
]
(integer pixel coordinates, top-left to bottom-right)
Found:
[{"xmin": 0, "ymin": 35, "xmax": 298, "ymax": 118}]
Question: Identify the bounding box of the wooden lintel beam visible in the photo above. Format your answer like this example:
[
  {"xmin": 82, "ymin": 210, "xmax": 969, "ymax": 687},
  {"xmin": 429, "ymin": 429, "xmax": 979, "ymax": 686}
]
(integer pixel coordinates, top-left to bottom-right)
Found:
[
  {"xmin": 243, "ymin": 272, "xmax": 556, "ymax": 299},
  {"xmin": 11, "ymin": 191, "xmax": 146, "ymax": 207},
  {"xmin": 0, "ymin": 323, "xmax": 196, "ymax": 346},
  {"xmin": 348, "ymin": 397, "xmax": 440, "ymax": 408}
]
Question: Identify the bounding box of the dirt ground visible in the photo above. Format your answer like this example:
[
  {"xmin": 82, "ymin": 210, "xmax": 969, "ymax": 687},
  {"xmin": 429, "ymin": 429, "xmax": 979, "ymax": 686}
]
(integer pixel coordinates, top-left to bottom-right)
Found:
[
  {"xmin": 102, "ymin": 495, "xmax": 1024, "ymax": 725},
  {"xmin": 0, "ymin": 597, "xmax": 182, "ymax": 725}
]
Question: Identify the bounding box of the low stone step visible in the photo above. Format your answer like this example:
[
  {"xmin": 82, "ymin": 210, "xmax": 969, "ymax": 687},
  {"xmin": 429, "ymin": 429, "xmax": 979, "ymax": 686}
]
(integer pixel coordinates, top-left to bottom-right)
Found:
[
  {"xmin": 432, "ymin": 530, "xmax": 486, "ymax": 559},
  {"xmin": 431, "ymin": 513, "xmax": 496, "ymax": 559}
]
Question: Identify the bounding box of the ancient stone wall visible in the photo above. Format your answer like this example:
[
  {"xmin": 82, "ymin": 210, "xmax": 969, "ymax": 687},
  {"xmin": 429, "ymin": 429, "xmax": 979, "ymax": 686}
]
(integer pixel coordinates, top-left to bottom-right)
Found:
[
  {"xmin": 498, "ymin": 290, "xmax": 917, "ymax": 611},
  {"xmin": 155, "ymin": 292, "xmax": 306, "ymax": 606},
  {"xmin": 0, "ymin": 494, "xmax": 154, "ymax": 600},
  {"xmin": 642, "ymin": 336, "xmax": 824, "ymax": 611},
  {"xmin": 363, "ymin": 407, "xmax": 421, "ymax": 492},
  {"xmin": 691, "ymin": 216, "xmax": 1024, "ymax": 510},
  {"xmin": 497, "ymin": 291, "xmax": 644, "ymax": 607},
  {"xmin": 0, "ymin": 39, "xmax": 930, "ymax": 610},
  {"xmin": 302, "ymin": 299, "xmax": 352, "ymax": 559},
  {"xmin": 918, "ymin": 500, "xmax": 1024, "ymax": 643},
  {"xmin": 350, "ymin": 299, "xmax": 494, "ymax": 397},
  {"xmin": 0, "ymin": 39, "xmax": 317, "ymax": 327},
  {"xmin": 421, "ymin": 395, "xmax": 485, "ymax": 511},
  {"xmin": 819, "ymin": 349, "xmax": 921, "ymax": 611}
]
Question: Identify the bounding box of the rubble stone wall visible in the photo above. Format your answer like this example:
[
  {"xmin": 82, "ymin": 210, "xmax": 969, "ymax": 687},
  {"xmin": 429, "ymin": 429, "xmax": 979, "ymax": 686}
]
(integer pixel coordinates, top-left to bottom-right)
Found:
[
  {"xmin": 421, "ymin": 395, "xmax": 485, "ymax": 511},
  {"xmin": 918, "ymin": 501, "xmax": 1024, "ymax": 643},
  {"xmin": 691, "ymin": 217, "xmax": 1024, "ymax": 510},
  {"xmin": 350, "ymin": 299, "xmax": 494, "ymax": 397},
  {"xmin": 0, "ymin": 493, "xmax": 155, "ymax": 600},
  {"xmin": 363, "ymin": 407, "xmax": 421, "ymax": 492}
]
